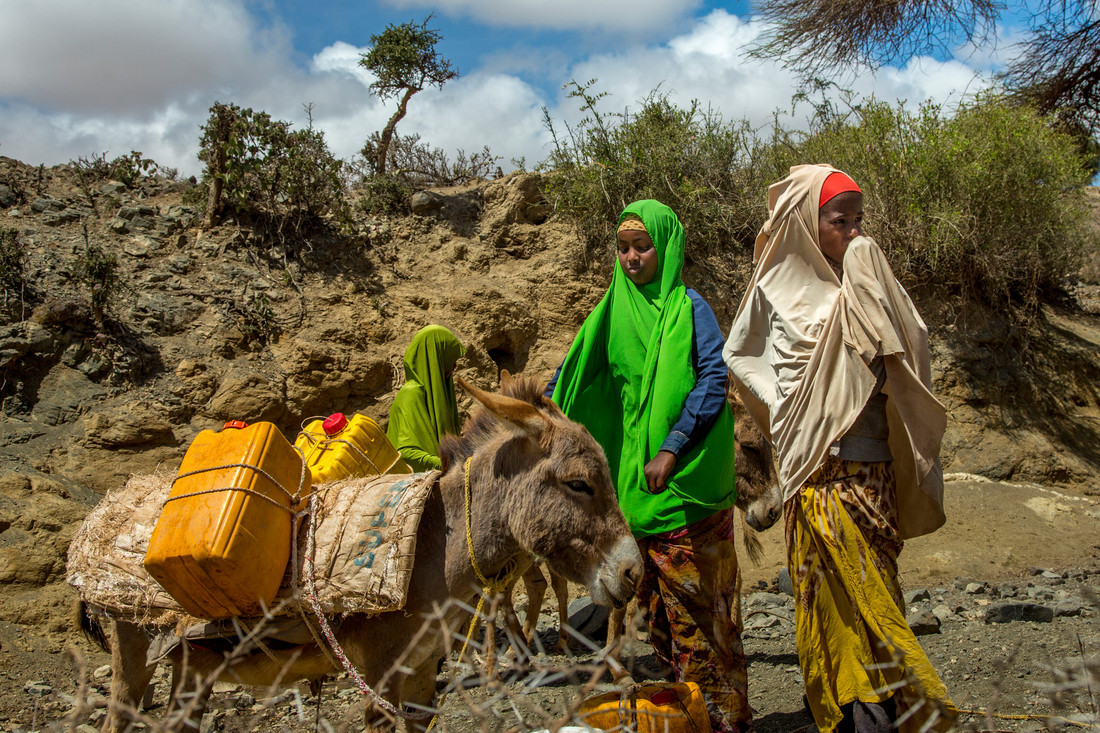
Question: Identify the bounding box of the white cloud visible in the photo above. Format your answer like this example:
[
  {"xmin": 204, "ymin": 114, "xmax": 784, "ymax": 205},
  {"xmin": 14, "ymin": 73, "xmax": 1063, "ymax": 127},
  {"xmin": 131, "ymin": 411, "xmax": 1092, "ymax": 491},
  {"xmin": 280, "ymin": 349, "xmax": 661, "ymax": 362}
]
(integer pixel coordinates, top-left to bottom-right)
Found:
[
  {"xmin": 557, "ymin": 10, "xmax": 992, "ymax": 134},
  {"xmin": 383, "ymin": 0, "xmax": 701, "ymax": 32},
  {"xmin": 0, "ymin": 0, "xmax": 293, "ymax": 115}
]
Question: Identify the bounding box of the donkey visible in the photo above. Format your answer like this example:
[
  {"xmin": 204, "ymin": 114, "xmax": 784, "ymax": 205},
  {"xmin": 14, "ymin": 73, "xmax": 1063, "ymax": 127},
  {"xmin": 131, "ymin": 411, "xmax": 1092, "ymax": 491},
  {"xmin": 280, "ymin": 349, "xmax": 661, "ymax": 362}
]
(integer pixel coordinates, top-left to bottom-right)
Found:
[
  {"xmin": 500, "ymin": 380, "xmax": 783, "ymax": 667},
  {"xmin": 80, "ymin": 373, "xmax": 643, "ymax": 733}
]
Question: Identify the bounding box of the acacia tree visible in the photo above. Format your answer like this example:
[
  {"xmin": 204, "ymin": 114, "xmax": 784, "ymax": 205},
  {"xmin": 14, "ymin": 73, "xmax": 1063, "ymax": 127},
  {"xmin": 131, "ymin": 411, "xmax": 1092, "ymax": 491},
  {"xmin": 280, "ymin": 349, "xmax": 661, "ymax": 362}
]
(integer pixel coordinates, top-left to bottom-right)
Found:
[
  {"xmin": 749, "ymin": 0, "xmax": 1100, "ymax": 141},
  {"xmin": 359, "ymin": 16, "xmax": 457, "ymax": 176}
]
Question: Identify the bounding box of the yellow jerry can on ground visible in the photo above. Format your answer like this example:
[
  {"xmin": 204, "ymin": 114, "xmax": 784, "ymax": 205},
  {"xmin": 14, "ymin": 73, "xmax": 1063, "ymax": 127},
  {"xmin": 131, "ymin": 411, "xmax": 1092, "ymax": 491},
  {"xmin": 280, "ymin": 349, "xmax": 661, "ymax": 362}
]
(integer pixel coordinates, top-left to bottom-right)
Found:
[
  {"xmin": 579, "ymin": 682, "xmax": 712, "ymax": 733},
  {"xmin": 144, "ymin": 420, "xmax": 310, "ymax": 619},
  {"xmin": 295, "ymin": 412, "xmax": 410, "ymax": 484}
]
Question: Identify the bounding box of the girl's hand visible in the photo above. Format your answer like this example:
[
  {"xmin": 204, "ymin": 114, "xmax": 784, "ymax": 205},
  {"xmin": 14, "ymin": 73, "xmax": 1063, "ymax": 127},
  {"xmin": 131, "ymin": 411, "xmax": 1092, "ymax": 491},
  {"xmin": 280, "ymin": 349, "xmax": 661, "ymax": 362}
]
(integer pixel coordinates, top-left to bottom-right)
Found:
[{"xmin": 643, "ymin": 451, "xmax": 678, "ymax": 494}]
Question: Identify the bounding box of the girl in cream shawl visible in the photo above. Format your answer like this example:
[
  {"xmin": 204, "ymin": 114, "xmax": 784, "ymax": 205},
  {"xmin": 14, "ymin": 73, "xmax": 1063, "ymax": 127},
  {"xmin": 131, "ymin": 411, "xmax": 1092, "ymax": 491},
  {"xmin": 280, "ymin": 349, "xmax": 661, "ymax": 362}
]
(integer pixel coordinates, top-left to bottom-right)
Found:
[
  {"xmin": 724, "ymin": 165, "xmax": 954, "ymax": 733},
  {"xmin": 387, "ymin": 325, "xmax": 464, "ymax": 472}
]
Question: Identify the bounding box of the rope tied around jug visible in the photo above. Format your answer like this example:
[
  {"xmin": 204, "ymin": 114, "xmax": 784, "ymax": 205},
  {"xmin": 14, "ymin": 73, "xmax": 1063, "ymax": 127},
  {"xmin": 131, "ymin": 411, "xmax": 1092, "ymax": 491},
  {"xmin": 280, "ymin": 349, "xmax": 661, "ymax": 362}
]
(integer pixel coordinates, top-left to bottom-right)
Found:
[
  {"xmin": 296, "ymin": 420, "xmax": 405, "ymax": 476},
  {"xmin": 164, "ymin": 460, "xmax": 309, "ymax": 514}
]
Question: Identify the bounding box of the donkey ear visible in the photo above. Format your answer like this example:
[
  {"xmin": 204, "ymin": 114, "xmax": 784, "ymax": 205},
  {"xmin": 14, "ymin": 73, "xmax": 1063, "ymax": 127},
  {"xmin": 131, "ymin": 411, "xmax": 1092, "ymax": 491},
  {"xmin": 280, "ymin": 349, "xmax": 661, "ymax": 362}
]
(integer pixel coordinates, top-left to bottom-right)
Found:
[
  {"xmin": 500, "ymin": 369, "xmax": 513, "ymax": 389},
  {"xmin": 457, "ymin": 376, "xmax": 549, "ymax": 437}
]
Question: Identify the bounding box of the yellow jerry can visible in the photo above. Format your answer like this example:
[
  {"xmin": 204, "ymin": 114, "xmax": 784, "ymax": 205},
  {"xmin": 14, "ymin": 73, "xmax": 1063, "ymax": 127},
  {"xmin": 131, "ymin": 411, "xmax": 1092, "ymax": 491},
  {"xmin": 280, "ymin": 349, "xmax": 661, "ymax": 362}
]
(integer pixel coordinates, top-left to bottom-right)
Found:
[
  {"xmin": 144, "ymin": 420, "xmax": 310, "ymax": 619},
  {"xmin": 294, "ymin": 412, "xmax": 410, "ymax": 484},
  {"xmin": 579, "ymin": 682, "xmax": 712, "ymax": 733}
]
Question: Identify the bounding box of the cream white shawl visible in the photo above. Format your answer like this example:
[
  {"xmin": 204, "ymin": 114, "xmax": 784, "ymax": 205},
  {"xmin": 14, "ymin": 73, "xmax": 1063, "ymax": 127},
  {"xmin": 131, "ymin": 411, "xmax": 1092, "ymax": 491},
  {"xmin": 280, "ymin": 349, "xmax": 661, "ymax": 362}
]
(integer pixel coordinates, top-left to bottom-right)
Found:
[{"xmin": 723, "ymin": 164, "xmax": 946, "ymax": 539}]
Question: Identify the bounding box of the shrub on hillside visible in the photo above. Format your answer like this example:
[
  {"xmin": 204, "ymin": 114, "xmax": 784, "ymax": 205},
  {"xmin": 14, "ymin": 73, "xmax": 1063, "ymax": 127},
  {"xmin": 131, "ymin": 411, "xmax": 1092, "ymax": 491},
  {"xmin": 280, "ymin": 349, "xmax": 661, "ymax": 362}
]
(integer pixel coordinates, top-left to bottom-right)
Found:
[
  {"xmin": 781, "ymin": 96, "xmax": 1093, "ymax": 313},
  {"xmin": 77, "ymin": 227, "xmax": 120, "ymax": 324},
  {"xmin": 362, "ymin": 131, "xmax": 501, "ymax": 187},
  {"xmin": 543, "ymin": 84, "xmax": 1094, "ymax": 319},
  {"xmin": 0, "ymin": 228, "xmax": 26, "ymax": 305},
  {"xmin": 198, "ymin": 102, "xmax": 346, "ymax": 248},
  {"xmin": 542, "ymin": 81, "xmax": 766, "ymax": 262}
]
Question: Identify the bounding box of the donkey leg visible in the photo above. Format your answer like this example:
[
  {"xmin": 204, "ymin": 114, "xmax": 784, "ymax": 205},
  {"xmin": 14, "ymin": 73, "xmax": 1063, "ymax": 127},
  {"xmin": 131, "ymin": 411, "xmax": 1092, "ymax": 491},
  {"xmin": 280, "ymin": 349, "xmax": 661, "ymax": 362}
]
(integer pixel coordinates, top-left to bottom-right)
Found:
[
  {"xmin": 103, "ymin": 619, "xmax": 157, "ymax": 733},
  {"xmin": 364, "ymin": 680, "xmax": 402, "ymax": 733},
  {"xmin": 401, "ymin": 656, "xmax": 442, "ymax": 733},
  {"xmin": 549, "ymin": 570, "xmax": 571, "ymax": 654},
  {"xmin": 604, "ymin": 600, "xmax": 636, "ymax": 683},
  {"xmin": 519, "ymin": 563, "xmax": 548, "ymax": 646},
  {"xmin": 164, "ymin": 656, "xmax": 213, "ymax": 733}
]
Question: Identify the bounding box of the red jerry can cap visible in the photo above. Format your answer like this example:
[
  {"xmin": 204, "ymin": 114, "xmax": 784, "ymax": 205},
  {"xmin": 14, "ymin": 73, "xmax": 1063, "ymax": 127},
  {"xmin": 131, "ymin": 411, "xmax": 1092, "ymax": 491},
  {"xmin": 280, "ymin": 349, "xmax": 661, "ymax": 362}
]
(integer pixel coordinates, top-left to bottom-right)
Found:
[
  {"xmin": 223, "ymin": 420, "xmax": 248, "ymax": 430},
  {"xmin": 322, "ymin": 413, "xmax": 348, "ymax": 436}
]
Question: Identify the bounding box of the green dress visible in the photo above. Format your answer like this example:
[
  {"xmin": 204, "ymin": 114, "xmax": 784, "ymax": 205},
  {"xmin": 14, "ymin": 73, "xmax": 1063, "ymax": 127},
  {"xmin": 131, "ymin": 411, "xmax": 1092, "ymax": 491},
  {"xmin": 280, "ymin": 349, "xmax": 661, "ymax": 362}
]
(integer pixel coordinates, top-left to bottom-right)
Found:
[
  {"xmin": 551, "ymin": 200, "xmax": 737, "ymax": 536},
  {"xmin": 387, "ymin": 325, "xmax": 464, "ymax": 472}
]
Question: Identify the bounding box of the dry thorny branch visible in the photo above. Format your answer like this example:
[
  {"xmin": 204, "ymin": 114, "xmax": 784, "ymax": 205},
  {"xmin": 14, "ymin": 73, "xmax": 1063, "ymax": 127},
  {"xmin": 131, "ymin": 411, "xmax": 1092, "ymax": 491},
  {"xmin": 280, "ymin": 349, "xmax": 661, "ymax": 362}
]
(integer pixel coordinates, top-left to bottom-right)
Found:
[{"xmin": 50, "ymin": 586, "xmax": 1100, "ymax": 732}]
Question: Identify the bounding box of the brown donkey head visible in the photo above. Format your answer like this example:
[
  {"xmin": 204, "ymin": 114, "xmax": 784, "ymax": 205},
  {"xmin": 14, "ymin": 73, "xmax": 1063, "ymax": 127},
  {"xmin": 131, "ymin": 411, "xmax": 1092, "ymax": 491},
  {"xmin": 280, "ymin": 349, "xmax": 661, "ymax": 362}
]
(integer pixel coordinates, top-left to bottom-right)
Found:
[
  {"xmin": 728, "ymin": 380, "xmax": 783, "ymax": 533},
  {"xmin": 441, "ymin": 372, "xmax": 641, "ymax": 608}
]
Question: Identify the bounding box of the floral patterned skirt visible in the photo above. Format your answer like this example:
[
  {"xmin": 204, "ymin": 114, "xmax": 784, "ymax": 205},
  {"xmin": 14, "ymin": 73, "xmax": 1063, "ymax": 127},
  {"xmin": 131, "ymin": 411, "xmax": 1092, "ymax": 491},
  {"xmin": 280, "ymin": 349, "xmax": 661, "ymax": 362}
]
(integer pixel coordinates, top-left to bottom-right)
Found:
[
  {"xmin": 785, "ymin": 457, "xmax": 955, "ymax": 733},
  {"xmin": 636, "ymin": 507, "xmax": 751, "ymax": 733}
]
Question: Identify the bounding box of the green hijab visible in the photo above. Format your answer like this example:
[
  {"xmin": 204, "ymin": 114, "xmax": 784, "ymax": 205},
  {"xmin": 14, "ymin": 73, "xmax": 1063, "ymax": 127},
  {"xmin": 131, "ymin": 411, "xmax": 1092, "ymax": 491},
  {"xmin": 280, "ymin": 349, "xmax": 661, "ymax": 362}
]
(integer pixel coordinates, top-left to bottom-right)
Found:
[
  {"xmin": 551, "ymin": 200, "xmax": 737, "ymax": 536},
  {"xmin": 387, "ymin": 325, "xmax": 464, "ymax": 472}
]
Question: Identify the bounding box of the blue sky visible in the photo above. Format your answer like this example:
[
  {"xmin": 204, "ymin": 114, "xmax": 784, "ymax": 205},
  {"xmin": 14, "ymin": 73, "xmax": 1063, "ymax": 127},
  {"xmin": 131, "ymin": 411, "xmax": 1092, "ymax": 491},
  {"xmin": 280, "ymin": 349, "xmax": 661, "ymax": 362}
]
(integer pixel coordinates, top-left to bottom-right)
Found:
[{"xmin": 0, "ymin": 0, "xmax": 1016, "ymax": 178}]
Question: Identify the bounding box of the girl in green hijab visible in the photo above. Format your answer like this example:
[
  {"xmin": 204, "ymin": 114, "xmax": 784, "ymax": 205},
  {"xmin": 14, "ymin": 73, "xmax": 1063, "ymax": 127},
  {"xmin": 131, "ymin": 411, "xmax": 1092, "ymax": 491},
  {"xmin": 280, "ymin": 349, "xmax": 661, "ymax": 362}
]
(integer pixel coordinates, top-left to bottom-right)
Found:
[
  {"xmin": 545, "ymin": 200, "xmax": 750, "ymax": 732},
  {"xmin": 387, "ymin": 325, "xmax": 464, "ymax": 472}
]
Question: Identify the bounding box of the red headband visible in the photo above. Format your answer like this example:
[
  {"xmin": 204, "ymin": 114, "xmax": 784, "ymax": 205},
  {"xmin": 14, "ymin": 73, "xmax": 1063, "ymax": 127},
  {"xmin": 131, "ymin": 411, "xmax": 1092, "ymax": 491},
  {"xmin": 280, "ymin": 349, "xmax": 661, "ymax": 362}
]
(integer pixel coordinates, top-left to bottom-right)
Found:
[{"xmin": 819, "ymin": 171, "xmax": 861, "ymax": 208}]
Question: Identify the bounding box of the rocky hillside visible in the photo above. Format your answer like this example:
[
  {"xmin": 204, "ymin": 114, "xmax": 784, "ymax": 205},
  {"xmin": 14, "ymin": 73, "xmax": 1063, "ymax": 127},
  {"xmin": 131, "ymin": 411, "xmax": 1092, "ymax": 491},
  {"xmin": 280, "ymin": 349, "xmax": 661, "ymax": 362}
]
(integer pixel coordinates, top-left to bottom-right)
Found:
[{"xmin": 1, "ymin": 156, "xmax": 1099, "ymax": 635}]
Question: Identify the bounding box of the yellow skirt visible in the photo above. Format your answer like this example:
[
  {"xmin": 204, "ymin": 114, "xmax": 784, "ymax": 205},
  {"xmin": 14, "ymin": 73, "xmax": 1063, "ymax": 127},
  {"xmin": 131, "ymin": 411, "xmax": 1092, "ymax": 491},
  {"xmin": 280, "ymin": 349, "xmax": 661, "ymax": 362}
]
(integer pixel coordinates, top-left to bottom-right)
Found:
[{"xmin": 785, "ymin": 458, "xmax": 955, "ymax": 732}]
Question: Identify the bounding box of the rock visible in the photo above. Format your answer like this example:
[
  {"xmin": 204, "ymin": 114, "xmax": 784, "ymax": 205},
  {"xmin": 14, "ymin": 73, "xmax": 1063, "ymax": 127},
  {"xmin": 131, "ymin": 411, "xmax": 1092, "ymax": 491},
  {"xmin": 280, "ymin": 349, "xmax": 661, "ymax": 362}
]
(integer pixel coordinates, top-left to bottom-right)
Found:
[
  {"xmin": 1040, "ymin": 570, "xmax": 1062, "ymax": 580},
  {"xmin": 1027, "ymin": 585, "xmax": 1056, "ymax": 601},
  {"xmin": 931, "ymin": 604, "xmax": 960, "ymax": 623},
  {"xmin": 984, "ymin": 602, "xmax": 1054, "ymax": 624},
  {"xmin": 31, "ymin": 196, "xmax": 64, "ymax": 213},
  {"xmin": 24, "ymin": 680, "xmax": 52, "ymax": 695},
  {"xmin": 83, "ymin": 403, "xmax": 176, "ymax": 448},
  {"xmin": 410, "ymin": 191, "xmax": 445, "ymax": 215},
  {"xmin": 905, "ymin": 588, "xmax": 931, "ymax": 604},
  {"xmin": 953, "ymin": 577, "xmax": 973, "ymax": 590},
  {"xmin": 745, "ymin": 613, "xmax": 782, "ymax": 630},
  {"xmin": 965, "ymin": 582, "xmax": 987, "ymax": 594},
  {"xmin": 43, "ymin": 208, "xmax": 84, "ymax": 225},
  {"xmin": 565, "ymin": 597, "xmax": 610, "ymax": 642},
  {"xmin": 93, "ymin": 664, "xmax": 112, "ymax": 681},
  {"xmin": 1053, "ymin": 597, "xmax": 1089, "ymax": 617},
  {"xmin": 100, "ymin": 181, "xmax": 127, "ymax": 195},
  {"xmin": 777, "ymin": 567, "xmax": 793, "ymax": 596},
  {"xmin": 907, "ymin": 610, "xmax": 941, "ymax": 635},
  {"xmin": 745, "ymin": 591, "xmax": 789, "ymax": 608},
  {"xmin": 0, "ymin": 183, "xmax": 16, "ymax": 207},
  {"xmin": 203, "ymin": 372, "xmax": 288, "ymax": 425}
]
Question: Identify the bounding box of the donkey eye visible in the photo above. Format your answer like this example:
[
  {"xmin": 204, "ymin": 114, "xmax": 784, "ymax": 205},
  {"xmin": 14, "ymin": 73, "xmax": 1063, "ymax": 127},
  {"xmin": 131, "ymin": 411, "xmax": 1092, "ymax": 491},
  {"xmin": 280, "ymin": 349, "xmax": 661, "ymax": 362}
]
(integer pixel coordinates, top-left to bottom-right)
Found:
[{"xmin": 565, "ymin": 479, "xmax": 594, "ymax": 496}]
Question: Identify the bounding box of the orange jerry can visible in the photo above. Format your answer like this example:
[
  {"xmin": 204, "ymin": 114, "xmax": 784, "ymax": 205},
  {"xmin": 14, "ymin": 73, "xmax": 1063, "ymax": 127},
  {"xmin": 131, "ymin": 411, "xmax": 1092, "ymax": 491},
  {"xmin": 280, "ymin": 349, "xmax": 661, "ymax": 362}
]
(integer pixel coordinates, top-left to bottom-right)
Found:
[
  {"xmin": 579, "ymin": 682, "xmax": 712, "ymax": 733},
  {"xmin": 144, "ymin": 420, "xmax": 310, "ymax": 619},
  {"xmin": 294, "ymin": 412, "xmax": 410, "ymax": 484}
]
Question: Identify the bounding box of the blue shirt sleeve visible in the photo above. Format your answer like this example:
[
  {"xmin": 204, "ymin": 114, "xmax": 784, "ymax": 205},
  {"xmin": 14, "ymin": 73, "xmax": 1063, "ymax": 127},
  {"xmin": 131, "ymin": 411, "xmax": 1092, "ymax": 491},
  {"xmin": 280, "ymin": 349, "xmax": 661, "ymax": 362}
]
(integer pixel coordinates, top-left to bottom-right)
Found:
[
  {"xmin": 544, "ymin": 363, "xmax": 562, "ymax": 399},
  {"xmin": 659, "ymin": 289, "xmax": 730, "ymax": 457}
]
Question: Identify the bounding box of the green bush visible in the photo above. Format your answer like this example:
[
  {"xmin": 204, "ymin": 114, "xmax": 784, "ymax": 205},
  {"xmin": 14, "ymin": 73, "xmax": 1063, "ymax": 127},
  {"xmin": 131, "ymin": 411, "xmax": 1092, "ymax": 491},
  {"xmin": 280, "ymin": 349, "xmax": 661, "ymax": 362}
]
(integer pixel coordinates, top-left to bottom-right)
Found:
[
  {"xmin": 542, "ymin": 83, "xmax": 1094, "ymax": 319},
  {"xmin": 364, "ymin": 131, "xmax": 501, "ymax": 187},
  {"xmin": 0, "ymin": 228, "xmax": 26, "ymax": 303},
  {"xmin": 542, "ymin": 81, "xmax": 765, "ymax": 262},
  {"xmin": 73, "ymin": 150, "xmax": 160, "ymax": 188},
  {"xmin": 77, "ymin": 228, "xmax": 120, "ymax": 323},
  {"xmin": 358, "ymin": 172, "xmax": 413, "ymax": 216},
  {"xmin": 198, "ymin": 102, "xmax": 347, "ymax": 246},
  {"xmin": 784, "ymin": 96, "xmax": 1093, "ymax": 313}
]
